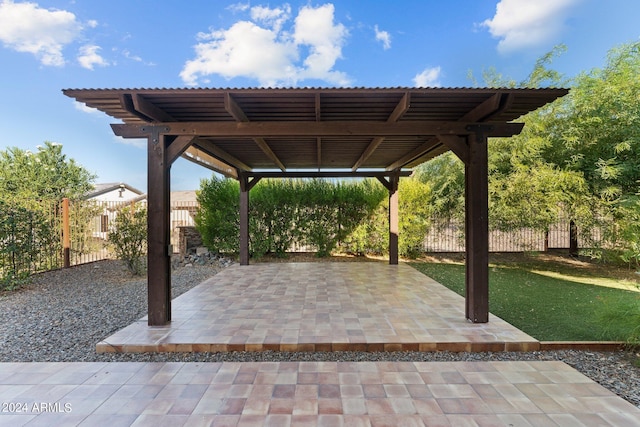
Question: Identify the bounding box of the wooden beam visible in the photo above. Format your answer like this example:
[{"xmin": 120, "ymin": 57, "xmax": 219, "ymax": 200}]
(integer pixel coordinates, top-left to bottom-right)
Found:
[
  {"xmin": 386, "ymin": 138, "xmax": 441, "ymax": 171},
  {"xmin": 166, "ymin": 135, "xmax": 196, "ymax": 164},
  {"xmin": 316, "ymin": 137, "xmax": 322, "ymax": 171},
  {"xmin": 225, "ymin": 93, "xmax": 286, "ymax": 171},
  {"xmin": 388, "ymin": 92, "xmax": 411, "ymax": 122},
  {"xmin": 246, "ymin": 171, "xmax": 412, "ymax": 179},
  {"xmin": 351, "ymin": 93, "xmax": 410, "ymax": 171},
  {"xmin": 352, "ymin": 137, "xmax": 385, "ymax": 171},
  {"xmin": 438, "ymin": 135, "xmax": 469, "ymax": 165},
  {"xmin": 181, "ymin": 147, "xmax": 238, "ymax": 179},
  {"xmin": 224, "ymin": 92, "xmax": 249, "ymax": 121},
  {"xmin": 197, "ymin": 143, "xmax": 252, "ymax": 172},
  {"xmin": 315, "ymin": 93, "xmax": 321, "ymax": 122},
  {"xmin": 132, "ymin": 94, "xmax": 175, "ymax": 122},
  {"xmin": 254, "ymin": 137, "xmax": 286, "ymax": 171},
  {"xmin": 111, "ymin": 121, "xmax": 525, "ymax": 139},
  {"xmin": 119, "ymin": 94, "xmax": 151, "ymax": 122},
  {"xmin": 460, "ymin": 93, "xmax": 501, "ymax": 122}
]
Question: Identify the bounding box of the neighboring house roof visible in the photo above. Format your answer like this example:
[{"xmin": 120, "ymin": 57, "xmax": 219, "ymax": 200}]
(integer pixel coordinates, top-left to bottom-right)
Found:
[
  {"xmin": 86, "ymin": 182, "xmax": 144, "ymax": 199},
  {"xmin": 171, "ymin": 190, "xmax": 197, "ymax": 204}
]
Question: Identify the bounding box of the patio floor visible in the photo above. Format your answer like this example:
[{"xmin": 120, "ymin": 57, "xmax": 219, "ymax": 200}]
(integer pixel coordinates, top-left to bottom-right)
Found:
[
  {"xmin": 97, "ymin": 262, "xmax": 539, "ymax": 354},
  {"xmin": 6, "ymin": 263, "xmax": 639, "ymax": 426},
  {"xmin": 1, "ymin": 360, "xmax": 639, "ymax": 426}
]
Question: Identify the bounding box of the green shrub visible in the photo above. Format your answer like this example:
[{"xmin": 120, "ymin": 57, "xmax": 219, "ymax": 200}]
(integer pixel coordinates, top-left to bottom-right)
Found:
[
  {"xmin": 195, "ymin": 177, "xmax": 240, "ymax": 254},
  {"xmin": 108, "ymin": 207, "xmax": 147, "ymax": 275},
  {"xmin": 0, "ymin": 199, "xmax": 59, "ymax": 290},
  {"xmin": 196, "ymin": 177, "xmax": 387, "ymax": 258}
]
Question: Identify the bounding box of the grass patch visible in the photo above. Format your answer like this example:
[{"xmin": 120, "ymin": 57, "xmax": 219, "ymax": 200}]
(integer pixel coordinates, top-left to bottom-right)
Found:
[{"xmin": 409, "ymin": 253, "xmax": 640, "ymax": 341}]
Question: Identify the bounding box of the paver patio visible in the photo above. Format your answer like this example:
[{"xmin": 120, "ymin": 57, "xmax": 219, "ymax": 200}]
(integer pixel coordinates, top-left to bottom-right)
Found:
[
  {"xmin": 1, "ymin": 360, "xmax": 638, "ymax": 426},
  {"xmin": 97, "ymin": 263, "xmax": 539, "ymax": 354}
]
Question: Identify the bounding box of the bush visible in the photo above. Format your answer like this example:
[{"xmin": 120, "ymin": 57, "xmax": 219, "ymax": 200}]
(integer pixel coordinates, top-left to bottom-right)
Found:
[
  {"xmin": 195, "ymin": 177, "xmax": 240, "ymax": 254},
  {"xmin": 196, "ymin": 177, "xmax": 387, "ymax": 258},
  {"xmin": 0, "ymin": 199, "xmax": 59, "ymax": 290},
  {"xmin": 108, "ymin": 206, "xmax": 147, "ymax": 275}
]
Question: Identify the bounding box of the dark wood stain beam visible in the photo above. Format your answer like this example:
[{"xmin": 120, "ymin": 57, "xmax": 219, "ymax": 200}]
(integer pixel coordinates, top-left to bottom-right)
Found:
[
  {"xmin": 352, "ymin": 92, "xmax": 410, "ymax": 171},
  {"xmin": 111, "ymin": 121, "xmax": 525, "ymax": 138},
  {"xmin": 181, "ymin": 147, "xmax": 238, "ymax": 179},
  {"xmin": 132, "ymin": 94, "xmax": 175, "ymax": 122},
  {"xmin": 225, "ymin": 93, "xmax": 286, "ymax": 171},
  {"xmin": 166, "ymin": 136, "xmax": 196, "ymax": 164},
  {"xmin": 386, "ymin": 138, "xmax": 442, "ymax": 171},
  {"xmin": 438, "ymin": 135, "xmax": 469, "ymax": 165},
  {"xmin": 246, "ymin": 171, "xmax": 412, "ymax": 179},
  {"xmin": 459, "ymin": 93, "xmax": 501, "ymax": 122},
  {"xmin": 197, "ymin": 143, "xmax": 252, "ymax": 172}
]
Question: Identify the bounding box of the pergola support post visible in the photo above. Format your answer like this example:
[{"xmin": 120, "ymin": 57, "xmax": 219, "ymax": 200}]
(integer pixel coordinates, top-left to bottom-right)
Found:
[
  {"xmin": 239, "ymin": 175, "xmax": 250, "ymax": 265},
  {"xmin": 239, "ymin": 175, "xmax": 261, "ymax": 265},
  {"xmin": 388, "ymin": 175, "xmax": 400, "ymax": 265},
  {"xmin": 147, "ymin": 131, "xmax": 172, "ymax": 326},
  {"xmin": 465, "ymin": 130, "xmax": 489, "ymax": 323},
  {"xmin": 377, "ymin": 173, "xmax": 400, "ymax": 265}
]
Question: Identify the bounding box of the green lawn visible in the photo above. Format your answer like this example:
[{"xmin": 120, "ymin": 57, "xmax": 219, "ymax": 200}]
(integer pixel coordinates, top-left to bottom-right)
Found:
[{"xmin": 409, "ymin": 254, "xmax": 640, "ymax": 341}]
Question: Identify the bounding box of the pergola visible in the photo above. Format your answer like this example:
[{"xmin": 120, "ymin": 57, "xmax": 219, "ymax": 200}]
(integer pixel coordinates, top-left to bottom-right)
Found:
[{"xmin": 64, "ymin": 87, "xmax": 568, "ymax": 326}]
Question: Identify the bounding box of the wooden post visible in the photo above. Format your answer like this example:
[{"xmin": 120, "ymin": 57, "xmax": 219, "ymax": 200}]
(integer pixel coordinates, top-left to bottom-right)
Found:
[
  {"xmin": 239, "ymin": 175, "xmax": 250, "ymax": 265},
  {"xmin": 465, "ymin": 131, "xmax": 489, "ymax": 323},
  {"xmin": 388, "ymin": 174, "xmax": 399, "ymax": 265},
  {"xmin": 569, "ymin": 220, "xmax": 578, "ymax": 256},
  {"xmin": 62, "ymin": 198, "xmax": 71, "ymax": 268},
  {"xmin": 147, "ymin": 131, "xmax": 171, "ymax": 325}
]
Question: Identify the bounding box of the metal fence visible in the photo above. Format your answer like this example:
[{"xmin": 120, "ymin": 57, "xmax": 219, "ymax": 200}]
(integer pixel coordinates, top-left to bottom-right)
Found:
[
  {"xmin": 1, "ymin": 197, "xmax": 606, "ymax": 281},
  {"xmin": 423, "ymin": 217, "xmax": 603, "ymax": 252},
  {"xmin": 0, "ymin": 198, "xmax": 200, "ymax": 282}
]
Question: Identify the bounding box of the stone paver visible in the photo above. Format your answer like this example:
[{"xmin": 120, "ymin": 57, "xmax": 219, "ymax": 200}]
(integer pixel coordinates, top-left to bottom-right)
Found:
[
  {"xmin": 0, "ymin": 361, "xmax": 638, "ymax": 426},
  {"xmin": 98, "ymin": 263, "xmax": 538, "ymax": 353}
]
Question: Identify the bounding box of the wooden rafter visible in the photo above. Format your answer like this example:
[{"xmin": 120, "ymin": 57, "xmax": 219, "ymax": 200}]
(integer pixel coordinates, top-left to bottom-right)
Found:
[
  {"xmin": 225, "ymin": 92, "xmax": 286, "ymax": 171},
  {"xmin": 182, "ymin": 147, "xmax": 238, "ymax": 179},
  {"xmin": 353, "ymin": 92, "xmax": 410, "ymax": 171},
  {"xmin": 386, "ymin": 138, "xmax": 441, "ymax": 171},
  {"xmin": 132, "ymin": 94, "xmax": 175, "ymax": 122},
  {"xmin": 196, "ymin": 142, "xmax": 252, "ymax": 172}
]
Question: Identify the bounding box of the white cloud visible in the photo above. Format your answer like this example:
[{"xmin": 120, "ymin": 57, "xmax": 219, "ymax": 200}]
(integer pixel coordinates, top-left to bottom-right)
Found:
[
  {"xmin": 0, "ymin": 0, "xmax": 82, "ymax": 66},
  {"xmin": 180, "ymin": 3, "xmax": 350, "ymax": 87},
  {"xmin": 413, "ymin": 66, "xmax": 442, "ymax": 87},
  {"xmin": 374, "ymin": 25, "xmax": 391, "ymax": 50},
  {"xmin": 73, "ymin": 100, "xmax": 101, "ymax": 115},
  {"xmin": 251, "ymin": 4, "xmax": 291, "ymax": 32},
  {"xmin": 481, "ymin": 0, "xmax": 581, "ymax": 53},
  {"xmin": 77, "ymin": 44, "xmax": 109, "ymax": 70}
]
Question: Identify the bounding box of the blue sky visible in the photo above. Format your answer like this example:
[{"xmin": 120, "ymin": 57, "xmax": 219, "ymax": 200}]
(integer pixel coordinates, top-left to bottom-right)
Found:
[{"xmin": 1, "ymin": 0, "xmax": 639, "ymax": 192}]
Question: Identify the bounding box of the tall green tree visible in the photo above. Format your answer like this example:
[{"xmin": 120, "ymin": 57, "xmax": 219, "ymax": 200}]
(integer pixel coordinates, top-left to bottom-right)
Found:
[{"xmin": 0, "ymin": 141, "xmax": 95, "ymax": 200}]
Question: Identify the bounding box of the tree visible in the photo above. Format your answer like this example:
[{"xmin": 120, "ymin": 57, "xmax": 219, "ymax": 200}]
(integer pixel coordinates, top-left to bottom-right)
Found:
[
  {"xmin": 418, "ymin": 45, "xmax": 593, "ymax": 235},
  {"xmin": 0, "ymin": 141, "xmax": 95, "ymax": 201}
]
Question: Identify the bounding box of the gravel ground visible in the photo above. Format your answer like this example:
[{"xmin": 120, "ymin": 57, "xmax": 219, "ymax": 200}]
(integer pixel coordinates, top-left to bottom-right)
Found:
[{"xmin": 0, "ymin": 259, "xmax": 638, "ymax": 409}]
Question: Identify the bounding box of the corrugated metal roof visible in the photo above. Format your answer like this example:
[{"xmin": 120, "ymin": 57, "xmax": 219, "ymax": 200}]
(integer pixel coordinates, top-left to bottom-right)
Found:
[{"xmin": 63, "ymin": 87, "xmax": 568, "ymax": 175}]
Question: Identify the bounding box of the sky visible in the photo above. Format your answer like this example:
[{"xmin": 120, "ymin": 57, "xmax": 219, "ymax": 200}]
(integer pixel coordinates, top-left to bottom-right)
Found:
[{"xmin": 1, "ymin": 0, "xmax": 639, "ymax": 193}]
